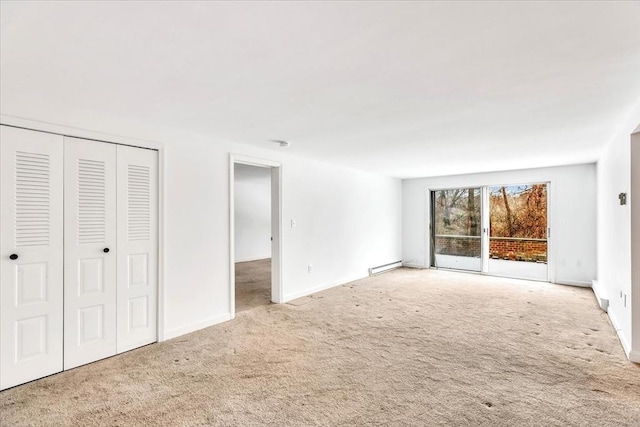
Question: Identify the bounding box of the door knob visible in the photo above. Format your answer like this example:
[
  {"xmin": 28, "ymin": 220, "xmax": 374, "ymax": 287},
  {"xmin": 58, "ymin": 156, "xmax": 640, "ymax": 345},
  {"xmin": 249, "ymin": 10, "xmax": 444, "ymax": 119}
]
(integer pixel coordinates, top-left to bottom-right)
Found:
[
  {"xmin": 103, "ymin": 248, "xmax": 110, "ymax": 253},
  {"xmin": 9, "ymin": 254, "xmax": 18, "ymax": 260}
]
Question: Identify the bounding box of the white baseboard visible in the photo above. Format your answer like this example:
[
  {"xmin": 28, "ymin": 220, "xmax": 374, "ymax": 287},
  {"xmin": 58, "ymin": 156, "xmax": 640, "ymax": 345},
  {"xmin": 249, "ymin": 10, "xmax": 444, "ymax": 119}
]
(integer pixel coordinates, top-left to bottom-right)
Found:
[
  {"xmin": 588, "ymin": 281, "xmax": 637, "ymax": 363},
  {"xmin": 283, "ymin": 274, "xmax": 366, "ymax": 302},
  {"xmin": 554, "ymin": 279, "xmax": 592, "ymax": 288},
  {"xmin": 235, "ymin": 256, "xmax": 271, "ymax": 263},
  {"xmin": 607, "ymin": 310, "xmax": 632, "ymax": 357},
  {"xmin": 591, "ymin": 280, "xmax": 610, "ymax": 312},
  {"xmin": 402, "ymin": 262, "xmax": 426, "ymax": 269},
  {"xmin": 162, "ymin": 313, "xmax": 232, "ymax": 341}
]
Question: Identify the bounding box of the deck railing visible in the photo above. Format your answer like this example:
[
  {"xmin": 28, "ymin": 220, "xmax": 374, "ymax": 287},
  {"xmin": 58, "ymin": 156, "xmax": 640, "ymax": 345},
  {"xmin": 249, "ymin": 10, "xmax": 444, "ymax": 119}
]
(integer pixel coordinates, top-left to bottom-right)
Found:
[{"xmin": 434, "ymin": 235, "xmax": 547, "ymax": 262}]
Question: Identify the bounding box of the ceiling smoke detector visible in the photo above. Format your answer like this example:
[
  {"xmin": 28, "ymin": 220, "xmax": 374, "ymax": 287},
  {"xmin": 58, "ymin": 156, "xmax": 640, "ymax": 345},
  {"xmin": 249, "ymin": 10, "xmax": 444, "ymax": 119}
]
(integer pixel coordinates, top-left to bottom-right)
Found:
[{"xmin": 270, "ymin": 139, "xmax": 290, "ymax": 147}]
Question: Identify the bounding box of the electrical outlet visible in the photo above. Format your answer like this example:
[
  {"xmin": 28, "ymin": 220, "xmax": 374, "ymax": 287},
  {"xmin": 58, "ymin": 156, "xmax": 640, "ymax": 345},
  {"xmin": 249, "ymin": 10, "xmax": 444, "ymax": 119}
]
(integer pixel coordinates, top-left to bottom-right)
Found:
[{"xmin": 308, "ymin": 265, "xmax": 313, "ymax": 273}]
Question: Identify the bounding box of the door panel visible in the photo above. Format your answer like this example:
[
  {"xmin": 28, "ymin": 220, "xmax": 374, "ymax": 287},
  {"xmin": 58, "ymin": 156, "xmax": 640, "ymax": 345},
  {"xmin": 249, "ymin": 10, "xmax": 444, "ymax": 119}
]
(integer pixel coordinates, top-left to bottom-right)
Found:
[
  {"xmin": 63, "ymin": 137, "xmax": 117, "ymax": 369},
  {"xmin": 1, "ymin": 126, "xmax": 64, "ymax": 390},
  {"xmin": 2, "ymin": 128, "xmax": 159, "ymax": 387},
  {"xmin": 117, "ymin": 145, "xmax": 158, "ymax": 353},
  {"xmin": 431, "ymin": 188, "xmax": 482, "ymax": 271},
  {"xmin": 488, "ymin": 183, "xmax": 548, "ymax": 281}
]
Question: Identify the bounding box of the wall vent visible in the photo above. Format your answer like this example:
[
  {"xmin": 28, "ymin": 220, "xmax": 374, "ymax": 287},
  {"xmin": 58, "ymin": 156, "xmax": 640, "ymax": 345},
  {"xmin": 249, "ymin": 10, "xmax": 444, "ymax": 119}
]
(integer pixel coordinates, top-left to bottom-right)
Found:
[
  {"xmin": 77, "ymin": 158, "xmax": 106, "ymax": 244},
  {"xmin": 127, "ymin": 164, "xmax": 150, "ymax": 241},
  {"xmin": 14, "ymin": 151, "xmax": 50, "ymax": 247}
]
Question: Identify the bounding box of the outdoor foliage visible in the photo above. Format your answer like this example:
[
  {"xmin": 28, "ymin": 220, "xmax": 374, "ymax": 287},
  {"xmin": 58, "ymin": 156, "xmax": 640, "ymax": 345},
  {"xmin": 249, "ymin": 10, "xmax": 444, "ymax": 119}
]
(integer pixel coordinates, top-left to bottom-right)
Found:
[
  {"xmin": 489, "ymin": 184, "xmax": 547, "ymax": 239},
  {"xmin": 433, "ymin": 184, "xmax": 547, "ymax": 262},
  {"xmin": 433, "ymin": 189, "xmax": 481, "ymax": 236}
]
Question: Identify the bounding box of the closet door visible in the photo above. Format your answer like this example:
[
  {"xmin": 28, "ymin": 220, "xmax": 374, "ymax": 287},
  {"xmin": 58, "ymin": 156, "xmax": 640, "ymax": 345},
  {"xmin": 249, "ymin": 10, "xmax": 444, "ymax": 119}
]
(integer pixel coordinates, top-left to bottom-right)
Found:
[
  {"xmin": 0, "ymin": 126, "xmax": 64, "ymax": 390},
  {"xmin": 116, "ymin": 145, "xmax": 158, "ymax": 353},
  {"xmin": 63, "ymin": 138, "xmax": 117, "ymax": 369}
]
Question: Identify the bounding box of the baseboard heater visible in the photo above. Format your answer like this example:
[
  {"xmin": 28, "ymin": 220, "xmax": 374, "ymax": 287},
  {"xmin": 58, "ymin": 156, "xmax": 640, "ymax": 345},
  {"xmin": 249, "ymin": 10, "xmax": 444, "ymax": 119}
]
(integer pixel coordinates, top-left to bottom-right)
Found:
[
  {"xmin": 369, "ymin": 261, "xmax": 403, "ymax": 276},
  {"xmin": 592, "ymin": 280, "xmax": 609, "ymax": 312}
]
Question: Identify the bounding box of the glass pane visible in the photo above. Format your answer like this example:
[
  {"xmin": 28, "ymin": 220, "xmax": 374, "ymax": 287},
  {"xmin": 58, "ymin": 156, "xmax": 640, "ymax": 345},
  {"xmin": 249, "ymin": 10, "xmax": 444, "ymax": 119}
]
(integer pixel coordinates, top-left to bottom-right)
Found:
[
  {"xmin": 489, "ymin": 184, "xmax": 547, "ymax": 263},
  {"xmin": 433, "ymin": 188, "xmax": 482, "ymax": 261}
]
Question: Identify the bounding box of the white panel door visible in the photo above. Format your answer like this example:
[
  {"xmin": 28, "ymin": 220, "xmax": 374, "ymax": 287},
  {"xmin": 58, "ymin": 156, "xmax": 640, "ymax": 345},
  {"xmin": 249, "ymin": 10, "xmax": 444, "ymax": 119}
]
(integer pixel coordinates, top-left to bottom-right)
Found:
[
  {"xmin": 63, "ymin": 138, "xmax": 117, "ymax": 369},
  {"xmin": 116, "ymin": 145, "xmax": 158, "ymax": 353},
  {"xmin": 0, "ymin": 126, "xmax": 64, "ymax": 390}
]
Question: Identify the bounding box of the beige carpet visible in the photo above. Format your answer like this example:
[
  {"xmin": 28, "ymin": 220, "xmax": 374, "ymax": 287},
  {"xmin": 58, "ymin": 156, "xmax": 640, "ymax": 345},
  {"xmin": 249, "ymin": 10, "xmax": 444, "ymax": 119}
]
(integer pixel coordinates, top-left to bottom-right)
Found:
[
  {"xmin": 1, "ymin": 265, "xmax": 639, "ymax": 426},
  {"xmin": 235, "ymin": 258, "xmax": 272, "ymax": 313}
]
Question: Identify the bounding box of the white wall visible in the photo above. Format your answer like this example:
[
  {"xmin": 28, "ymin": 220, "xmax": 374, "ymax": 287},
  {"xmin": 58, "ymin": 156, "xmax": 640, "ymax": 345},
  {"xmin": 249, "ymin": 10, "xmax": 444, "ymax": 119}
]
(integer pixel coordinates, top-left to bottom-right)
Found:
[
  {"xmin": 148, "ymin": 136, "xmax": 402, "ymax": 337},
  {"xmin": 0, "ymin": 115, "xmax": 403, "ymax": 341},
  {"xmin": 596, "ymin": 101, "xmax": 640, "ymax": 361},
  {"xmin": 234, "ymin": 164, "xmax": 271, "ymax": 262},
  {"xmin": 279, "ymin": 156, "xmax": 402, "ymax": 300},
  {"xmin": 167, "ymin": 139, "xmax": 401, "ymax": 335},
  {"xmin": 631, "ymin": 132, "xmax": 640, "ymax": 362},
  {"xmin": 403, "ymin": 164, "xmax": 597, "ymax": 286}
]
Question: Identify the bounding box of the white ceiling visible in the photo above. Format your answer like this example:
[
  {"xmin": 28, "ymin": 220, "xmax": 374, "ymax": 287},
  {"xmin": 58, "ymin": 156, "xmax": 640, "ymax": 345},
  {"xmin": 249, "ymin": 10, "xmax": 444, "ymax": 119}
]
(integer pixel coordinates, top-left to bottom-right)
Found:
[{"xmin": 1, "ymin": 1, "xmax": 639, "ymax": 178}]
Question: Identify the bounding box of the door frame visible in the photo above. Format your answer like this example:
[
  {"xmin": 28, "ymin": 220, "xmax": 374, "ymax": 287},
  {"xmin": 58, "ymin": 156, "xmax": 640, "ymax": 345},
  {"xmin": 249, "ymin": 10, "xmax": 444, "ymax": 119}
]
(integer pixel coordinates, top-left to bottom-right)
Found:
[
  {"xmin": 429, "ymin": 186, "xmax": 483, "ymax": 272},
  {"xmin": 229, "ymin": 154, "xmax": 283, "ymax": 319},
  {"xmin": 0, "ymin": 115, "xmax": 166, "ymax": 341},
  {"xmin": 484, "ymin": 181, "xmax": 551, "ymax": 282}
]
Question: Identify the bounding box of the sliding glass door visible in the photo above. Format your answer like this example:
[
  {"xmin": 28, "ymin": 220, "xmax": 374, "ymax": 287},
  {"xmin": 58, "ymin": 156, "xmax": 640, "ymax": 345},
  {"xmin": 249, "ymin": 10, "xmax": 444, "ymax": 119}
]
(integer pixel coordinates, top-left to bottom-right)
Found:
[
  {"xmin": 487, "ymin": 184, "xmax": 548, "ymax": 281},
  {"xmin": 431, "ymin": 183, "xmax": 549, "ymax": 281},
  {"xmin": 431, "ymin": 188, "xmax": 482, "ymax": 271}
]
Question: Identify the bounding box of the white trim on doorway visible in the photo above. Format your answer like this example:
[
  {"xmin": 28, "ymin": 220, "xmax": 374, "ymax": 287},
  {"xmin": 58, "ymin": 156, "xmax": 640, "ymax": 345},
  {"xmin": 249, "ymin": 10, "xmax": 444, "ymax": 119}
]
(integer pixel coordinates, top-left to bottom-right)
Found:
[{"xmin": 229, "ymin": 154, "xmax": 283, "ymax": 320}]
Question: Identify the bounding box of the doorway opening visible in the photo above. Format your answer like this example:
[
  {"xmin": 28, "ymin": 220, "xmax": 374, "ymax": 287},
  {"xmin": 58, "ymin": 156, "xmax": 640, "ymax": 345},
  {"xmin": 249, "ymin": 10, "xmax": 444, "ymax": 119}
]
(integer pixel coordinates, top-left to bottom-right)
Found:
[
  {"xmin": 234, "ymin": 163, "xmax": 272, "ymax": 312},
  {"xmin": 229, "ymin": 155, "xmax": 282, "ymax": 318},
  {"xmin": 430, "ymin": 182, "xmax": 549, "ymax": 281}
]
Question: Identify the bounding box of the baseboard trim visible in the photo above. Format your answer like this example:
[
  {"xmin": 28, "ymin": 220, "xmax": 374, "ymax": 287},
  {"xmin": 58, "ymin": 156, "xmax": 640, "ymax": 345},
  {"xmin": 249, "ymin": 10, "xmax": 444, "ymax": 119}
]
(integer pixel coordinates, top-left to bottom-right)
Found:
[
  {"xmin": 162, "ymin": 313, "xmax": 232, "ymax": 341},
  {"xmin": 629, "ymin": 350, "xmax": 640, "ymax": 364},
  {"xmin": 235, "ymin": 256, "xmax": 271, "ymax": 263},
  {"xmin": 555, "ymin": 279, "xmax": 592, "ymax": 288},
  {"xmin": 402, "ymin": 263, "xmax": 426, "ymax": 269},
  {"xmin": 283, "ymin": 274, "xmax": 366, "ymax": 302},
  {"xmin": 591, "ymin": 280, "xmax": 609, "ymax": 312},
  {"xmin": 608, "ymin": 310, "xmax": 632, "ymax": 357}
]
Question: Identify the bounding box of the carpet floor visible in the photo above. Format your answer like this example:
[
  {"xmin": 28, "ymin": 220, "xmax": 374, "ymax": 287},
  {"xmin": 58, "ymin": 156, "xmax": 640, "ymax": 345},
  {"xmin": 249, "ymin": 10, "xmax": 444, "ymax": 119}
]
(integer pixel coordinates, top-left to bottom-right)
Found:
[
  {"xmin": 235, "ymin": 258, "xmax": 272, "ymax": 313},
  {"xmin": 1, "ymin": 265, "xmax": 639, "ymax": 426}
]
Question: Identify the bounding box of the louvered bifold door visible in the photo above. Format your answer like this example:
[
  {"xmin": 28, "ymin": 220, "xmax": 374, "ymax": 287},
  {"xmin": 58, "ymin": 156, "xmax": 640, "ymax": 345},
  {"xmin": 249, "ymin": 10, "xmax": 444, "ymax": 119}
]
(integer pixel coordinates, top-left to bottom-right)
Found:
[
  {"xmin": 0, "ymin": 126, "xmax": 64, "ymax": 390},
  {"xmin": 63, "ymin": 138, "xmax": 117, "ymax": 369},
  {"xmin": 116, "ymin": 145, "xmax": 158, "ymax": 353}
]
